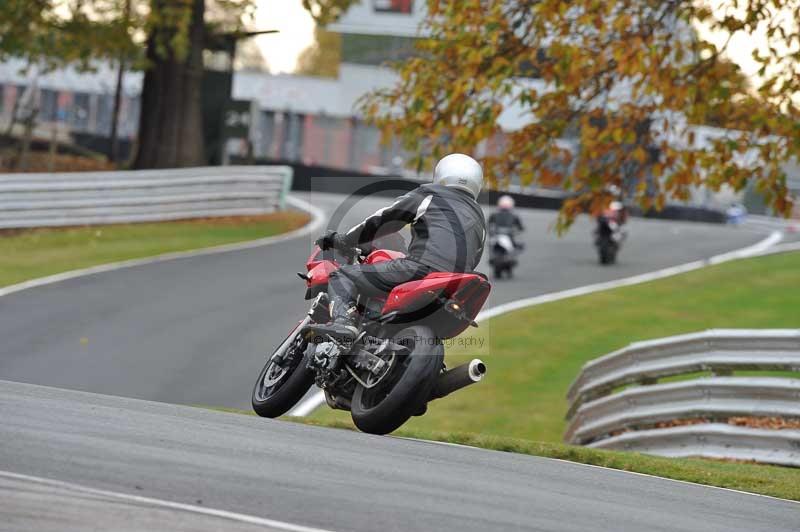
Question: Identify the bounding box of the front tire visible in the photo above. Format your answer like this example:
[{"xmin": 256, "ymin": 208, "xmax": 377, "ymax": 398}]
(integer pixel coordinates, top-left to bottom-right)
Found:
[
  {"xmin": 598, "ymin": 239, "xmax": 616, "ymax": 265},
  {"xmin": 350, "ymin": 326, "xmax": 443, "ymax": 434},
  {"xmin": 252, "ymin": 326, "xmax": 315, "ymax": 418}
]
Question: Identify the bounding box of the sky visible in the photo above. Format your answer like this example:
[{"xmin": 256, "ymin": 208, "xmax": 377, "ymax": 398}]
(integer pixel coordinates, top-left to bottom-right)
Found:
[
  {"xmin": 254, "ymin": 0, "xmax": 316, "ymax": 73},
  {"xmin": 696, "ymin": 3, "xmax": 799, "ymax": 86}
]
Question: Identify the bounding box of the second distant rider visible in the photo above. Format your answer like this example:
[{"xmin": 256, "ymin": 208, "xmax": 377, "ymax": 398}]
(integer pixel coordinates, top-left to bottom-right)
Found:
[{"xmin": 488, "ymin": 195, "xmax": 524, "ymax": 248}]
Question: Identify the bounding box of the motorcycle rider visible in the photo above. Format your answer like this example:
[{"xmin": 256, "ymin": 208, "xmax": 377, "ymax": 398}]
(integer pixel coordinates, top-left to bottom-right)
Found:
[
  {"xmin": 596, "ymin": 199, "xmax": 628, "ymax": 238},
  {"xmin": 488, "ymin": 194, "xmax": 524, "ymax": 247},
  {"xmin": 310, "ymin": 153, "xmax": 486, "ymax": 342}
]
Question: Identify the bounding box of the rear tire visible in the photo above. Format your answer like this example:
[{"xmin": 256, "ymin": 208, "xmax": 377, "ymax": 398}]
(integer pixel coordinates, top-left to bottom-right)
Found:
[
  {"xmin": 350, "ymin": 326, "xmax": 443, "ymax": 434},
  {"xmin": 598, "ymin": 240, "xmax": 616, "ymax": 265},
  {"xmin": 252, "ymin": 326, "xmax": 315, "ymax": 418}
]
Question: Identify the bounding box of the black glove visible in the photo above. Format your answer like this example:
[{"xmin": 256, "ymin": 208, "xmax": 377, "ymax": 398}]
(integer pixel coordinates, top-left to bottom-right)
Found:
[
  {"xmin": 315, "ymin": 231, "xmax": 349, "ymax": 252},
  {"xmin": 315, "ymin": 231, "xmax": 336, "ymax": 250}
]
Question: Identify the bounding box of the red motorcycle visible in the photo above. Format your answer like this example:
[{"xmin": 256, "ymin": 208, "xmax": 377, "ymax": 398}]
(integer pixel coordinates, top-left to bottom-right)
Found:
[{"xmin": 252, "ymin": 244, "xmax": 491, "ymax": 434}]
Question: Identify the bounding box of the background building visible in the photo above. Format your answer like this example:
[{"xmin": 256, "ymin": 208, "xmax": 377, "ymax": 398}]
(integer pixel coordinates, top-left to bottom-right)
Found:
[{"xmin": 0, "ymin": 59, "xmax": 141, "ymax": 149}]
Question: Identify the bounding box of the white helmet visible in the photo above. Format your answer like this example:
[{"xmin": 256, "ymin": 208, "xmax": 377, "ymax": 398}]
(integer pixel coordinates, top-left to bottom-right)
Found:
[
  {"xmin": 433, "ymin": 153, "xmax": 483, "ymax": 199},
  {"xmin": 498, "ymin": 195, "xmax": 515, "ymax": 210}
]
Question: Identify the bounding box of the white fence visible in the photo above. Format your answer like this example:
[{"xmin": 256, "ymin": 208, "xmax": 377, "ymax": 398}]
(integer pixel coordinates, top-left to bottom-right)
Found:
[
  {"xmin": 0, "ymin": 166, "xmax": 293, "ymax": 229},
  {"xmin": 565, "ymin": 329, "xmax": 800, "ymax": 466}
]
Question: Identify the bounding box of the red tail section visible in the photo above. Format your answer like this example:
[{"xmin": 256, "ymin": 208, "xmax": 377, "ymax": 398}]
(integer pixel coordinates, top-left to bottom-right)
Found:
[{"xmin": 304, "ymin": 247, "xmax": 491, "ymax": 337}]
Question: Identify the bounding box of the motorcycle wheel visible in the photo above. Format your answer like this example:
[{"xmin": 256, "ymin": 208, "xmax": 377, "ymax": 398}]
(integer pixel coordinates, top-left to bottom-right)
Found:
[
  {"xmin": 350, "ymin": 325, "xmax": 443, "ymax": 434},
  {"xmin": 598, "ymin": 240, "xmax": 616, "ymax": 265},
  {"xmin": 252, "ymin": 326, "xmax": 315, "ymax": 418}
]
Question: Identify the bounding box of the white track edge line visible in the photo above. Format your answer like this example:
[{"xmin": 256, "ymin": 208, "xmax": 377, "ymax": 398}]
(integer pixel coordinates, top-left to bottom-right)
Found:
[
  {"xmin": 0, "ymin": 470, "xmax": 335, "ymax": 532},
  {"xmin": 477, "ymin": 229, "xmax": 782, "ymax": 322},
  {"xmin": 396, "ymin": 437, "xmax": 800, "ymax": 505},
  {"xmin": 753, "ymin": 240, "xmax": 800, "ymax": 256},
  {"xmin": 0, "ymin": 195, "xmax": 325, "ymax": 298},
  {"xmin": 289, "ymin": 230, "xmax": 783, "ymax": 417}
]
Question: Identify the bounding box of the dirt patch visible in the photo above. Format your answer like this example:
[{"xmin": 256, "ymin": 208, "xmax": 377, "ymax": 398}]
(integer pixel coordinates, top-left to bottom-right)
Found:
[
  {"xmin": 0, "ymin": 211, "xmax": 310, "ymax": 238},
  {"xmin": 653, "ymin": 418, "xmax": 713, "ymax": 429},
  {"xmin": 168, "ymin": 211, "xmax": 310, "ymax": 227},
  {"xmin": 727, "ymin": 416, "xmax": 800, "ymax": 430},
  {"xmin": 607, "ymin": 416, "xmax": 800, "ymax": 440},
  {"xmin": 0, "ymin": 152, "xmax": 116, "ymax": 173},
  {"xmin": 650, "ymin": 416, "xmax": 800, "ymax": 431}
]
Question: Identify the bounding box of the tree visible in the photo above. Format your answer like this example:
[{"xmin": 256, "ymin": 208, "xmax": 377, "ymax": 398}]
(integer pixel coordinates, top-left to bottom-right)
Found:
[
  {"xmin": 236, "ymin": 39, "xmax": 269, "ymax": 71},
  {"xmin": 134, "ymin": 0, "xmax": 261, "ymax": 169},
  {"xmin": 296, "ymin": 28, "xmax": 342, "ymax": 78},
  {"xmin": 0, "ymin": 1, "xmax": 135, "ymax": 169},
  {"xmin": 134, "ymin": 0, "xmax": 358, "ymax": 168},
  {"xmin": 302, "ymin": 0, "xmax": 360, "ymax": 25},
  {"xmin": 134, "ymin": 0, "xmax": 215, "ymax": 168},
  {"xmin": 1, "ymin": 0, "xmax": 361, "ymax": 168},
  {"xmin": 0, "ymin": 1, "xmax": 49, "ymax": 63},
  {"xmin": 0, "ymin": 0, "xmax": 135, "ymax": 68},
  {"xmin": 296, "ymin": 0, "xmax": 362, "ymax": 78},
  {"xmin": 362, "ymin": 0, "xmax": 800, "ymax": 228}
]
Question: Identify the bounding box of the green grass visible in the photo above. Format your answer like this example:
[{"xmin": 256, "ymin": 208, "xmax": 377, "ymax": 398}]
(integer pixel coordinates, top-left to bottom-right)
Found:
[
  {"xmin": 0, "ymin": 212, "xmax": 309, "ymax": 288},
  {"xmin": 311, "ymin": 251, "xmax": 800, "ymax": 441}
]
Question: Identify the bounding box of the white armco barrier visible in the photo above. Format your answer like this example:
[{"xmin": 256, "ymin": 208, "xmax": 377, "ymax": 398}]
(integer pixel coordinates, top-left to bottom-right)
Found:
[
  {"xmin": 565, "ymin": 329, "xmax": 800, "ymax": 466},
  {"xmin": 0, "ymin": 166, "xmax": 293, "ymax": 229}
]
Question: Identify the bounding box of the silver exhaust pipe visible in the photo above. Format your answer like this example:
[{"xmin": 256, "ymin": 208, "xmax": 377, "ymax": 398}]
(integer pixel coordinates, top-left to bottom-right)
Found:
[{"xmin": 430, "ymin": 359, "xmax": 486, "ymax": 400}]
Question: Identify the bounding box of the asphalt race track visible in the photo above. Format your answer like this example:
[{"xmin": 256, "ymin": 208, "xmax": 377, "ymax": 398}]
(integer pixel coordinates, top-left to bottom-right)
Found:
[
  {"xmin": 0, "ymin": 192, "xmax": 769, "ymax": 409},
  {"xmin": 1, "ymin": 379, "xmax": 798, "ymax": 532},
  {"xmin": 1, "ymin": 193, "xmax": 795, "ymax": 531}
]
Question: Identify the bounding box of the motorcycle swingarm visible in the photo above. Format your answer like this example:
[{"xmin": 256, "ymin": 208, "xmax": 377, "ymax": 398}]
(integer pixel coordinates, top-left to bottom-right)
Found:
[{"xmin": 345, "ymin": 348, "xmax": 394, "ymax": 390}]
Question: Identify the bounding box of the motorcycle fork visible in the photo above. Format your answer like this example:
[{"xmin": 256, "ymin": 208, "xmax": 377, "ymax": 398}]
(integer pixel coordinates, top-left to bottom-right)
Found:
[{"xmin": 270, "ymin": 315, "xmax": 311, "ymax": 368}]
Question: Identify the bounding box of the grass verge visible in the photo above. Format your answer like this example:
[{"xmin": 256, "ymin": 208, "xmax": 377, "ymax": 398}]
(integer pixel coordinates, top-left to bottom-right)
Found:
[{"xmin": 0, "ymin": 212, "xmax": 309, "ymax": 288}]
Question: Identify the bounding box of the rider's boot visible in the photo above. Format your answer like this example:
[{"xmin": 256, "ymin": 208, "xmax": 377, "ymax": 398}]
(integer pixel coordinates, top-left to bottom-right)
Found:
[{"xmin": 303, "ymin": 296, "xmax": 359, "ymax": 344}]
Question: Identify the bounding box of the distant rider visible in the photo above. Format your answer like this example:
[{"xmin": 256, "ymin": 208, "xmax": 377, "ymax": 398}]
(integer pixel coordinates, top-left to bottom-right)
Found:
[
  {"xmin": 488, "ymin": 195, "xmax": 524, "ymax": 248},
  {"xmin": 311, "ymin": 153, "xmax": 486, "ymax": 342},
  {"xmin": 596, "ymin": 200, "xmax": 628, "ymax": 238}
]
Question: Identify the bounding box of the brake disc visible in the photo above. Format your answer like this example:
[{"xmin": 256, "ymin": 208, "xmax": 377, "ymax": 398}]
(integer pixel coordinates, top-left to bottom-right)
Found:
[{"xmin": 263, "ymin": 335, "xmax": 305, "ymax": 387}]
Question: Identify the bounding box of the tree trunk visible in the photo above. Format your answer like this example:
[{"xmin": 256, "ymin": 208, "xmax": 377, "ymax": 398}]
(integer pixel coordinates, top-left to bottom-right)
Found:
[
  {"xmin": 109, "ymin": 0, "xmax": 131, "ymax": 164},
  {"xmin": 133, "ymin": 0, "xmax": 206, "ymax": 169}
]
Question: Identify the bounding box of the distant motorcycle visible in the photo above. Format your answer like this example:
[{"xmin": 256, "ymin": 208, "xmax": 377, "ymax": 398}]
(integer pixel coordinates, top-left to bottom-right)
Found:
[
  {"xmin": 252, "ymin": 244, "xmax": 490, "ymax": 435},
  {"xmin": 488, "ymin": 227, "xmax": 521, "ymax": 278},
  {"xmin": 594, "ymin": 216, "xmax": 625, "ymax": 265}
]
